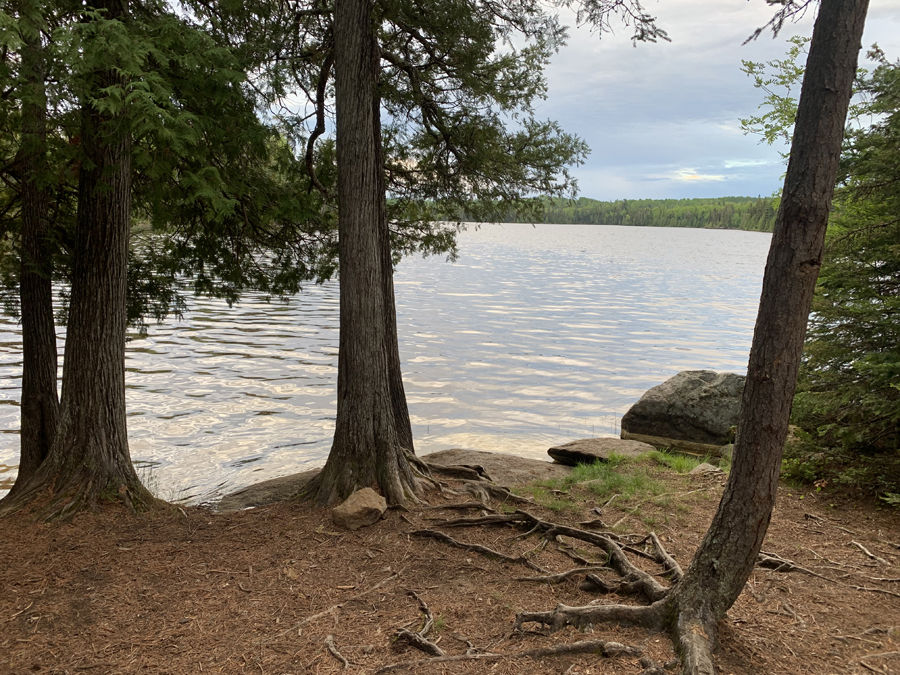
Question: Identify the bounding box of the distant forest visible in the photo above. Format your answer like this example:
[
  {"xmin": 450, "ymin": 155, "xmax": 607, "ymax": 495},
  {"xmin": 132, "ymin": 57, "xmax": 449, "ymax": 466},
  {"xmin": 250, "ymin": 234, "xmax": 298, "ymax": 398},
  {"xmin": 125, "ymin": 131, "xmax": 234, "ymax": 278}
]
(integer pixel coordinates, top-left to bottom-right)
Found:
[{"xmin": 500, "ymin": 196, "xmax": 778, "ymax": 232}]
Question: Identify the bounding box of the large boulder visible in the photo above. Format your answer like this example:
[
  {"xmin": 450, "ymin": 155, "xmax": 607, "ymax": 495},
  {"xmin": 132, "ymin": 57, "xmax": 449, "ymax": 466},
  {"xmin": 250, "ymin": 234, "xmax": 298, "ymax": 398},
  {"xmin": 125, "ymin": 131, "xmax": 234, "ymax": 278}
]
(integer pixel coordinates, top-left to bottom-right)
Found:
[
  {"xmin": 548, "ymin": 438, "xmax": 655, "ymax": 466},
  {"xmin": 621, "ymin": 370, "xmax": 744, "ymax": 456},
  {"xmin": 332, "ymin": 488, "xmax": 387, "ymax": 531}
]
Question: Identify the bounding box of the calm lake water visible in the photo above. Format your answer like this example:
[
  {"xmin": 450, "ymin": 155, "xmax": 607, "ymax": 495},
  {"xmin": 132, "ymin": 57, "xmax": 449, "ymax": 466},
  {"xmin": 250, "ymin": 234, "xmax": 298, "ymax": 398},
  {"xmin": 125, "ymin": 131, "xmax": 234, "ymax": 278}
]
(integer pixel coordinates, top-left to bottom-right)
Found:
[{"xmin": 0, "ymin": 224, "xmax": 772, "ymax": 503}]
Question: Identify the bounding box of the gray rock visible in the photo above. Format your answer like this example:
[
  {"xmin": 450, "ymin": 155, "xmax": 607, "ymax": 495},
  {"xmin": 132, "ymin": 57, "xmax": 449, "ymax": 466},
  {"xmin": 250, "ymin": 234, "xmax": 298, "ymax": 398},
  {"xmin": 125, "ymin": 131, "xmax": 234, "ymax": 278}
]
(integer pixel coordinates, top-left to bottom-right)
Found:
[
  {"xmin": 332, "ymin": 488, "xmax": 387, "ymax": 531},
  {"xmin": 548, "ymin": 437, "xmax": 654, "ymax": 466},
  {"xmin": 621, "ymin": 370, "xmax": 744, "ymax": 454},
  {"xmin": 215, "ymin": 469, "xmax": 320, "ymax": 512},
  {"xmin": 424, "ymin": 448, "xmax": 571, "ymax": 486},
  {"xmin": 689, "ymin": 462, "xmax": 724, "ymax": 476}
]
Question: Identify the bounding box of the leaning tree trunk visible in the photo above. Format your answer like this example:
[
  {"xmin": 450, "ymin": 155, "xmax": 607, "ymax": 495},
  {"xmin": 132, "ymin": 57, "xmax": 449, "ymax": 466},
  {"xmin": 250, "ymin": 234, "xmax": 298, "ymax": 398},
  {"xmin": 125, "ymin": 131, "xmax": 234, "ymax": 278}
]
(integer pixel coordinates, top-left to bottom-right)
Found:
[
  {"xmin": 311, "ymin": 0, "xmax": 424, "ymax": 506},
  {"xmin": 665, "ymin": 0, "xmax": 869, "ymax": 670},
  {"xmin": 1, "ymin": 0, "xmax": 154, "ymax": 518},
  {"xmin": 12, "ymin": 3, "xmax": 59, "ymax": 492}
]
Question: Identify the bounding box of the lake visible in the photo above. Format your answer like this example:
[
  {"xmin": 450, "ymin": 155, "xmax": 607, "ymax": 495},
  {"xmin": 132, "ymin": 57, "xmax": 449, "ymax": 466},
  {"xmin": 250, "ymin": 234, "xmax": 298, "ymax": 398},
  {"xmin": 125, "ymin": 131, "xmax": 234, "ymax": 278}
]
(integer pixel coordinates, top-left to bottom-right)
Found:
[{"xmin": 0, "ymin": 223, "xmax": 772, "ymax": 503}]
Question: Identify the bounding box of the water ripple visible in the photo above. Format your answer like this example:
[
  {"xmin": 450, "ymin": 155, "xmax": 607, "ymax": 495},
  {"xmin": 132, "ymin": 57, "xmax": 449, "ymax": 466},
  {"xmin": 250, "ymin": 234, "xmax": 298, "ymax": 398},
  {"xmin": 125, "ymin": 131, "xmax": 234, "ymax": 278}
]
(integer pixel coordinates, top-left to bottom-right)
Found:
[{"xmin": 0, "ymin": 224, "xmax": 770, "ymax": 503}]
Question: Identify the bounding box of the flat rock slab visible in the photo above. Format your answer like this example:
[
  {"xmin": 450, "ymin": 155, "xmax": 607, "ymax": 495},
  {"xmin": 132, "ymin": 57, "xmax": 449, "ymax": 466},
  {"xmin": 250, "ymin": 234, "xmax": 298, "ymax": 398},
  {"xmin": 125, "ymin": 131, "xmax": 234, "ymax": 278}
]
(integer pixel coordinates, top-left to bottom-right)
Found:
[
  {"xmin": 424, "ymin": 448, "xmax": 571, "ymax": 486},
  {"xmin": 215, "ymin": 469, "xmax": 320, "ymax": 512},
  {"xmin": 216, "ymin": 450, "xmax": 570, "ymax": 511},
  {"xmin": 547, "ymin": 438, "xmax": 655, "ymax": 466}
]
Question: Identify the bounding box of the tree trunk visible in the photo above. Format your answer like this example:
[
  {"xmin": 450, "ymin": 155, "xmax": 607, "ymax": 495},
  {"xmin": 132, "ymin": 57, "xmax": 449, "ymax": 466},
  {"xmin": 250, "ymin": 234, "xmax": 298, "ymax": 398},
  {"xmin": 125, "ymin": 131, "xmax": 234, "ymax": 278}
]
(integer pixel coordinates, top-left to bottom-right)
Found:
[
  {"xmin": 374, "ymin": 85, "xmax": 415, "ymax": 454},
  {"xmin": 312, "ymin": 0, "xmax": 423, "ymax": 506},
  {"xmin": 13, "ymin": 3, "xmax": 59, "ymax": 491},
  {"xmin": 667, "ymin": 0, "xmax": 869, "ymax": 668},
  {"xmin": 1, "ymin": 0, "xmax": 154, "ymax": 517}
]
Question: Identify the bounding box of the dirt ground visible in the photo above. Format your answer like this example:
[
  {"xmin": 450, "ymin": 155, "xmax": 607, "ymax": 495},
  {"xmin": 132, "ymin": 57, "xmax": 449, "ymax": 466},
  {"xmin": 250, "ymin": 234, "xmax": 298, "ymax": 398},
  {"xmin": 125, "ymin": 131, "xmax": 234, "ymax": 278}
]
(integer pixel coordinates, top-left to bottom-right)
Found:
[{"xmin": 1, "ymin": 465, "xmax": 899, "ymax": 675}]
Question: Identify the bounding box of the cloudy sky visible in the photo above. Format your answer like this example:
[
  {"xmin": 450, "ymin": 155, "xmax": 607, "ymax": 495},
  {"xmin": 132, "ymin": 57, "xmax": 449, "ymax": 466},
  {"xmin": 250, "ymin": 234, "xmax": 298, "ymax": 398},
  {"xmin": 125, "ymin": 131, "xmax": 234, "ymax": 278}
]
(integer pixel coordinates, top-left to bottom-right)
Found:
[{"xmin": 534, "ymin": 0, "xmax": 900, "ymax": 200}]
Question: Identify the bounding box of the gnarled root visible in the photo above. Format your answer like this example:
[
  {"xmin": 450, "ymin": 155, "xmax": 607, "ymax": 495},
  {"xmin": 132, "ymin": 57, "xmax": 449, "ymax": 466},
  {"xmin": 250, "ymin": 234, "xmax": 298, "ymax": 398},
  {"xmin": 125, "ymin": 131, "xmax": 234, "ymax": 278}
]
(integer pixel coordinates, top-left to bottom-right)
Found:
[{"xmin": 417, "ymin": 508, "xmax": 724, "ymax": 675}]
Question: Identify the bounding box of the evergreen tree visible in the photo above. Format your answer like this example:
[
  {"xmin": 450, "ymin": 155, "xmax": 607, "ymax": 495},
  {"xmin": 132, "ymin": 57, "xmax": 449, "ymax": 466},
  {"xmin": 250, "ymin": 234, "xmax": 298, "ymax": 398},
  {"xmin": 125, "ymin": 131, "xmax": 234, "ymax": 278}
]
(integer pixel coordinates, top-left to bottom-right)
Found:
[{"xmin": 791, "ymin": 50, "xmax": 900, "ymax": 494}]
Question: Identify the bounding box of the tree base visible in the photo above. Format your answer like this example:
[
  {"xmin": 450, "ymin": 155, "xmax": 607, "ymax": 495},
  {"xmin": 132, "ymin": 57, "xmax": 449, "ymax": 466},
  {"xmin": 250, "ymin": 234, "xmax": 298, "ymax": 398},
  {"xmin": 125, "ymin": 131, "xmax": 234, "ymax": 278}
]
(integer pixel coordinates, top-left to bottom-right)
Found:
[{"xmin": 0, "ymin": 465, "xmax": 158, "ymax": 521}]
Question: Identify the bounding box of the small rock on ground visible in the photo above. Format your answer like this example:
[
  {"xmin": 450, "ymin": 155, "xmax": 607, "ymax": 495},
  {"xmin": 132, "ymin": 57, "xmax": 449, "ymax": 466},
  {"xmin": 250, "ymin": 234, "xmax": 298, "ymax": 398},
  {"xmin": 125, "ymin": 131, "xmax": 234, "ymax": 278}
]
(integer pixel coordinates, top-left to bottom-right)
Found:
[
  {"xmin": 689, "ymin": 462, "xmax": 724, "ymax": 476},
  {"xmin": 332, "ymin": 488, "xmax": 387, "ymax": 531}
]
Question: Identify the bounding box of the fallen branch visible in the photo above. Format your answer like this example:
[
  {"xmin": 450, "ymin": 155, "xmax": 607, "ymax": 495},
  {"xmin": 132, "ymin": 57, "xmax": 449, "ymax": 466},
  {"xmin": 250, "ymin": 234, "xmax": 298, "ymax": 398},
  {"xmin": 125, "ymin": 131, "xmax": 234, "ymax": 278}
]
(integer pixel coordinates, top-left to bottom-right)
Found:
[
  {"xmin": 373, "ymin": 639, "xmax": 642, "ymax": 674},
  {"xmin": 851, "ymin": 541, "xmax": 891, "ymax": 566},
  {"xmin": 849, "ymin": 585, "xmax": 900, "ymax": 599}
]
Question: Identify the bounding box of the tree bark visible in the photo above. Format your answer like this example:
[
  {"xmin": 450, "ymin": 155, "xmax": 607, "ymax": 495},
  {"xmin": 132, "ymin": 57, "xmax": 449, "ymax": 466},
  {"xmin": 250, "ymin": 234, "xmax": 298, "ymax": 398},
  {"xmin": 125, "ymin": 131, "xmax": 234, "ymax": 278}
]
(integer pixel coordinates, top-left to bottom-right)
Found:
[
  {"xmin": 13, "ymin": 2, "xmax": 59, "ymax": 491},
  {"xmin": 667, "ymin": 0, "xmax": 869, "ymax": 663},
  {"xmin": 312, "ymin": 0, "xmax": 422, "ymax": 506},
  {"xmin": 1, "ymin": 0, "xmax": 154, "ymax": 517},
  {"xmin": 374, "ymin": 86, "xmax": 415, "ymax": 454}
]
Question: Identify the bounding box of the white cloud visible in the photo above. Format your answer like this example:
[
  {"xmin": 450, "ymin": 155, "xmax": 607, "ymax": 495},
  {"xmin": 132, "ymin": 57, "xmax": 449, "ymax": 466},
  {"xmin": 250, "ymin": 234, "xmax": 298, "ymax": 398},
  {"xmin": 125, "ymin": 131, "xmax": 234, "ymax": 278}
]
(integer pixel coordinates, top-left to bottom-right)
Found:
[{"xmin": 536, "ymin": 0, "xmax": 900, "ymax": 200}]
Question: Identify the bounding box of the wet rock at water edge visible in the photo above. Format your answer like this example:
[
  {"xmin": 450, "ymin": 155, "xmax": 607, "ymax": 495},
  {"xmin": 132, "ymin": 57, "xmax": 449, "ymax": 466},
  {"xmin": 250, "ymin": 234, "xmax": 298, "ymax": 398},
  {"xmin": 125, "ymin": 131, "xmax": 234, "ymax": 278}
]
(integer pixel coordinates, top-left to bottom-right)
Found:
[
  {"xmin": 620, "ymin": 370, "xmax": 744, "ymax": 456},
  {"xmin": 548, "ymin": 438, "xmax": 655, "ymax": 466},
  {"xmin": 332, "ymin": 488, "xmax": 388, "ymax": 531}
]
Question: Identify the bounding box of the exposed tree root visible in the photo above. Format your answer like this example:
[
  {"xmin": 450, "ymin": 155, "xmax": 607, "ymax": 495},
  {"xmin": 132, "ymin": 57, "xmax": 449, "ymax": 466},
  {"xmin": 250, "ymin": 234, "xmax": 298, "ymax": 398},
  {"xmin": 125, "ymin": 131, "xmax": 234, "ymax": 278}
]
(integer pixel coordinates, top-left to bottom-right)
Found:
[
  {"xmin": 417, "ymin": 508, "xmax": 729, "ymax": 674},
  {"xmin": 425, "ymin": 463, "xmax": 494, "ymax": 482},
  {"xmin": 374, "ymin": 638, "xmax": 643, "ymax": 674},
  {"xmin": 409, "ymin": 529, "xmax": 549, "ymax": 573},
  {"xmin": 394, "ymin": 590, "xmax": 445, "ymax": 657},
  {"xmin": 515, "ymin": 566, "xmax": 611, "ymax": 584}
]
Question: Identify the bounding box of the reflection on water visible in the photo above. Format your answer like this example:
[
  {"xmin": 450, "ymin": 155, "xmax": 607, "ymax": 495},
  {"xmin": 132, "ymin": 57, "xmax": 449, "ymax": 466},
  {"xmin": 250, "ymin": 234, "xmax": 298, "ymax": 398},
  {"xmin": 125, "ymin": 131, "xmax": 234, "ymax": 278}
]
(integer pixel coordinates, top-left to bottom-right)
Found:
[{"xmin": 0, "ymin": 224, "xmax": 771, "ymax": 503}]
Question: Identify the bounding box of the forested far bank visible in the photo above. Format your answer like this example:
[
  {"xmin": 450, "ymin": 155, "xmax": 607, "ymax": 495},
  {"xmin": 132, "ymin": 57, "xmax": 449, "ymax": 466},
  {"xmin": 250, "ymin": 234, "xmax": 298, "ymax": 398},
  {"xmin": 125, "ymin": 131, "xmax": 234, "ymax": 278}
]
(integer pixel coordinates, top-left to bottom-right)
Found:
[{"xmin": 490, "ymin": 196, "xmax": 778, "ymax": 232}]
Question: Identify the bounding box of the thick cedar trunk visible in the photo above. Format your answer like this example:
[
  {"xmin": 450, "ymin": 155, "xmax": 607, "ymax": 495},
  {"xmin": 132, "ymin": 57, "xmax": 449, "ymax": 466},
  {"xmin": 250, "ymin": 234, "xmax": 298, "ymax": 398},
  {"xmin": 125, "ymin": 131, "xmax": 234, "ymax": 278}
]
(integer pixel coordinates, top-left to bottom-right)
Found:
[
  {"xmin": 667, "ymin": 0, "xmax": 869, "ymax": 668},
  {"xmin": 374, "ymin": 89, "xmax": 415, "ymax": 454},
  {"xmin": 14, "ymin": 7, "xmax": 59, "ymax": 490},
  {"xmin": 1, "ymin": 0, "xmax": 153, "ymax": 516},
  {"xmin": 313, "ymin": 0, "xmax": 420, "ymax": 506}
]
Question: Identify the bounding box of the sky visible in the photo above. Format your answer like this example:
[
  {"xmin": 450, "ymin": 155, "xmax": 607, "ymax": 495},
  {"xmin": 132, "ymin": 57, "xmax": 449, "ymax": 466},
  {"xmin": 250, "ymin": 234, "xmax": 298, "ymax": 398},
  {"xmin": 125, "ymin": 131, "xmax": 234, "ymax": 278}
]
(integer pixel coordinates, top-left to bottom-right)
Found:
[{"xmin": 534, "ymin": 0, "xmax": 900, "ymax": 201}]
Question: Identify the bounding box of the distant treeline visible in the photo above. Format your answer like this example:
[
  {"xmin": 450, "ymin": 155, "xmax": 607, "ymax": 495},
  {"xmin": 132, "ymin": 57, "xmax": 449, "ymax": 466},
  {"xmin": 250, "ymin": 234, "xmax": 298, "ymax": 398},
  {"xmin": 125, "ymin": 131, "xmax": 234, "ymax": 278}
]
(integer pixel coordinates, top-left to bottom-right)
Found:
[{"xmin": 500, "ymin": 196, "xmax": 778, "ymax": 232}]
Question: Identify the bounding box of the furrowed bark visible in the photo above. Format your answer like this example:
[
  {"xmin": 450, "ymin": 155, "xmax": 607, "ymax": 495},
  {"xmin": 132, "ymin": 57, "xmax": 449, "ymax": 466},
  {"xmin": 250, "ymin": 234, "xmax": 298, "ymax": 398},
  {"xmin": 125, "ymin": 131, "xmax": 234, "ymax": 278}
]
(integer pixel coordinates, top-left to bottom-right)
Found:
[
  {"xmin": 14, "ymin": 2, "xmax": 59, "ymax": 491},
  {"xmin": 312, "ymin": 0, "xmax": 420, "ymax": 506},
  {"xmin": 1, "ymin": 0, "xmax": 154, "ymax": 517}
]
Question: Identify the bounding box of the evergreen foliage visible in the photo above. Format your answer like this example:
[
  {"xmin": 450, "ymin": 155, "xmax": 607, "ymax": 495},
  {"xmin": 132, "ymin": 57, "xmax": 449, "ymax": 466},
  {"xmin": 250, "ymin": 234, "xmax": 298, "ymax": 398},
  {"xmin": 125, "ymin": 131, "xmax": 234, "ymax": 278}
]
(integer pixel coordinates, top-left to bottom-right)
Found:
[
  {"xmin": 499, "ymin": 195, "xmax": 778, "ymax": 231},
  {"xmin": 789, "ymin": 50, "xmax": 900, "ymax": 498},
  {"xmin": 744, "ymin": 39, "xmax": 900, "ymax": 498}
]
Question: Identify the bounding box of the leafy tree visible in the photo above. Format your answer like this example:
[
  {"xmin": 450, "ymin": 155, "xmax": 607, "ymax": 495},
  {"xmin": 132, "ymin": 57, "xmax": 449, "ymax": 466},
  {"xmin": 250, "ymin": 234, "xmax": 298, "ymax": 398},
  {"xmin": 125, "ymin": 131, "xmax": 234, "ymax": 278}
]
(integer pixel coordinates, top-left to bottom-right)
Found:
[
  {"xmin": 194, "ymin": 0, "xmax": 595, "ymax": 505},
  {"xmin": 0, "ymin": 0, "xmax": 335, "ymax": 515}
]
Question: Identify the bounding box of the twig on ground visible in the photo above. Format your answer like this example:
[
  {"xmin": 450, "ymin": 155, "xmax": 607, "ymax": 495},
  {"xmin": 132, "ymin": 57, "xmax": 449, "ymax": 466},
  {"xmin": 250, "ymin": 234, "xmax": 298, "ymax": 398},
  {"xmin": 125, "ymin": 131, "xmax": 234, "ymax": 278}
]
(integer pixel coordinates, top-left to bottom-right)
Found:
[
  {"xmin": 258, "ymin": 572, "xmax": 400, "ymax": 643},
  {"xmin": 851, "ymin": 541, "xmax": 891, "ymax": 566},
  {"xmin": 850, "ymin": 585, "xmax": 900, "ymax": 599},
  {"xmin": 758, "ymin": 551, "xmax": 837, "ymax": 582},
  {"xmin": 373, "ymin": 639, "xmax": 642, "ymax": 674},
  {"xmin": 324, "ymin": 635, "xmax": 349, "ymax": 670}
]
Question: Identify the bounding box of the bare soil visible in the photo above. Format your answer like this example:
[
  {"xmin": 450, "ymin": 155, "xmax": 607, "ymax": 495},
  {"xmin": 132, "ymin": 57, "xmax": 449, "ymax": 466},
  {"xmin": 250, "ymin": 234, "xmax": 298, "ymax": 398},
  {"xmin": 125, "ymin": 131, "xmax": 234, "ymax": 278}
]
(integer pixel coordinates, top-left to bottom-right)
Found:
[{"xmin": 1, "ymin": 466, "xmax": 899, "ymax": 675}]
